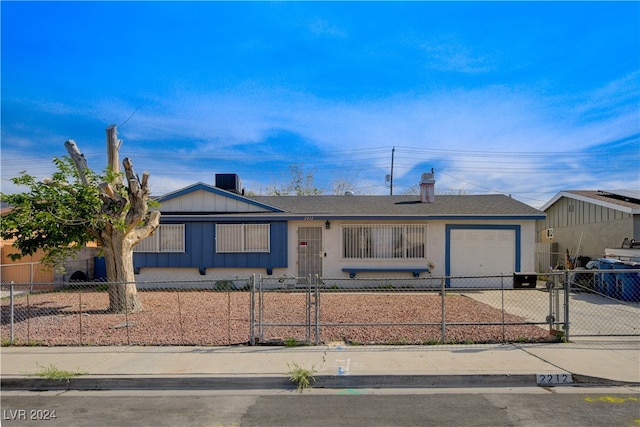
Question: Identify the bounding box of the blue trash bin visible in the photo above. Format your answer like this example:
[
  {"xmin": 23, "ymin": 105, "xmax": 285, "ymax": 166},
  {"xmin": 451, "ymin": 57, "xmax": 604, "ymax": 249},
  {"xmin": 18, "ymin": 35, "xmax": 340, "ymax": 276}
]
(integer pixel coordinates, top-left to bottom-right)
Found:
[
  {"xmin": 616, "ymin": 262, "xmax": 640, "ymax": 302},
  {"xmin": 593, "ymin": 258, "xmax": 623, "ymax": 298},
  {"xmin": 94, "ymin": 256, "xmax": 107, "ymax": 281}
]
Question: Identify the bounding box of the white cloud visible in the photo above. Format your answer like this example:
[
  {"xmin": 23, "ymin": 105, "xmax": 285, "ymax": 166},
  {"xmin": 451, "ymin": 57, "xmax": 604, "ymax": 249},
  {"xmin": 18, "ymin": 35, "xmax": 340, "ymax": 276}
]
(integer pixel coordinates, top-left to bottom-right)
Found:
[{"xmin": 4, "ymin": 69, "xmax": 636, "ymax": 207}]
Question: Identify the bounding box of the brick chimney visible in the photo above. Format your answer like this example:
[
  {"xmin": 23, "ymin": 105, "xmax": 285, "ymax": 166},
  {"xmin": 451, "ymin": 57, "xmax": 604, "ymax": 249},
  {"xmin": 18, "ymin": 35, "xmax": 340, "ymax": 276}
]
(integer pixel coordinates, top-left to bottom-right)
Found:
[{"xmin": 419, "ymin": 169, "xmax": 435, "ymax": 203}]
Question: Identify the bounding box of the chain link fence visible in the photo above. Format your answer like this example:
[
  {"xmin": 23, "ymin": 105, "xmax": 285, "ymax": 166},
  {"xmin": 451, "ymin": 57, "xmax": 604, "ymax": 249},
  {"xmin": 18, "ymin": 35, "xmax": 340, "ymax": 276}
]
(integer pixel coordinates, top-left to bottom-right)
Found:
[
  {"xmin": 2, "ymin": 269, "xmax": 638, "ymax": 346},
  {"xmin": 255, "ymin": 275, "xmax": 561, "ymax": 346},
  {"xmin": 1, "ymin": 278, "xmax": 254, "ymax": 346},
  {"xmin": 562, "ymin": 267, "xmax": 640, "ymax": 336}
]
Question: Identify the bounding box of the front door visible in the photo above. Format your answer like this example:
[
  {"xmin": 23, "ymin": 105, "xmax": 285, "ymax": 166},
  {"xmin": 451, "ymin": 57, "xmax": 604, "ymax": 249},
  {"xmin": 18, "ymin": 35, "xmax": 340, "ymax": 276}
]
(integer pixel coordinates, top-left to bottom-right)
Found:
[{"xmin": 297, "ymin": 227, "xmax": 323, "ymax": 284}]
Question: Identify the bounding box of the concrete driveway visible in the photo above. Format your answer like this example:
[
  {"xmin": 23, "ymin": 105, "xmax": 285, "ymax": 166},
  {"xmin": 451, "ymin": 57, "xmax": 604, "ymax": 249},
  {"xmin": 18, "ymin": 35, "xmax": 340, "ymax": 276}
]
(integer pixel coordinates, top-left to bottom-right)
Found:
[{"xmin": 458, "ymin": 287, "xmax": 640, "ymax": 337}]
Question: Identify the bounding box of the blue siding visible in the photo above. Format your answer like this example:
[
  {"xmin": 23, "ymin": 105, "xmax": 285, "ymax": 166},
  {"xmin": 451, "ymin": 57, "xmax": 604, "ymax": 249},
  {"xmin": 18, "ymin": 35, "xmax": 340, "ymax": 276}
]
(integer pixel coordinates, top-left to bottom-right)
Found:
[{"xmin": 134, "ymin": 221, "xmax": 288, "ymax": 271}]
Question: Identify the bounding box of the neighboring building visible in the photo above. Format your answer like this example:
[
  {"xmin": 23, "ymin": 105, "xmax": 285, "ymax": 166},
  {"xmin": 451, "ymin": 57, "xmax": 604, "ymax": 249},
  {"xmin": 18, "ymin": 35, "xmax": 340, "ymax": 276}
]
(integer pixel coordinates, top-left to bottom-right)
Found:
[
  {"xmin": 1, "ymin": 244, "xmax": 55, "ymax": 284},
  {"xmin": 1, "ymin": 205, "xmax": 102, "ymax": 284},
  {"xmin": 133, "ymin": 172, "xmax": 544, "ymax": 288},
  {"xmin": 1, "ymin": 240, "xmax": 102, "ymax": 284},
  {"xmin": 537, "ymin": 190, "xmax": 640, "ymax": 266}
]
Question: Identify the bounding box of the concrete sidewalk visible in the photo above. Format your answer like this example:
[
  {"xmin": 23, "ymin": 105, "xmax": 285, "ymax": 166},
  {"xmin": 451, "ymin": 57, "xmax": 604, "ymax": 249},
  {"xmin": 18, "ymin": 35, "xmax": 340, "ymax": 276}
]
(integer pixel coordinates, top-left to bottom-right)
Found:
[{"xmin": 1, "ymin": 338, "xmax": 638, "ymax": 391}]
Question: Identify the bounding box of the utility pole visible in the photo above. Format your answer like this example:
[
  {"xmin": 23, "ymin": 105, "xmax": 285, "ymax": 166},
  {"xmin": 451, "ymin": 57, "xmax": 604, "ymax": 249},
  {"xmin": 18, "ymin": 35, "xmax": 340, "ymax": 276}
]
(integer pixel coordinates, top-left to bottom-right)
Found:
[{"xmin": 390, "ymin": 146, "xmax": 395, "ymax": 195}]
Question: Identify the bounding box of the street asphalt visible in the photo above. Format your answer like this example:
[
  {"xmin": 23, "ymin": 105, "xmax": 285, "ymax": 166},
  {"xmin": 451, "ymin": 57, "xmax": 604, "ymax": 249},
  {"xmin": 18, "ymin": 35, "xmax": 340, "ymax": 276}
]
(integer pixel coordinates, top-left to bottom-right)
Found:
[{"xmin": 1, "ymin": 337, "xmax": 638, "ymax": 391}]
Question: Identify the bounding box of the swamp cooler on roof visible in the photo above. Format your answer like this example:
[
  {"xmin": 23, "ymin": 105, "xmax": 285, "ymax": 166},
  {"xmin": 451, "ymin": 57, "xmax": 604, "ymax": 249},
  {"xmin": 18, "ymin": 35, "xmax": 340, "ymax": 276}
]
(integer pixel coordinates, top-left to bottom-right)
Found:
[{"xmin": 215, "ymin": 174, "xmax": 244, "ymax": 195}]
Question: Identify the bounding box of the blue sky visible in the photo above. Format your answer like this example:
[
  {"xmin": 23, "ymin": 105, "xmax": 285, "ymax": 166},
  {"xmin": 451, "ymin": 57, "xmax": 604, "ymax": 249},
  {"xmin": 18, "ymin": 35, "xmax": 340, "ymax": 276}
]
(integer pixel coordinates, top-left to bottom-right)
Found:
[{"xmin": 2, "ymin": 1, "xmax": 639, "ymax": 208}]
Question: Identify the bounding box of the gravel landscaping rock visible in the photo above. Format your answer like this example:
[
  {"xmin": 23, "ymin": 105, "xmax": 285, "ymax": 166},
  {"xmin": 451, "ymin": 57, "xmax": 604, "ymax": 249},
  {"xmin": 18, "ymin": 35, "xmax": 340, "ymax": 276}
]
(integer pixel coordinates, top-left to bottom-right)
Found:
[{"xmin": 1, "ymin": 290, "xmax": 550, "ymax": 346}]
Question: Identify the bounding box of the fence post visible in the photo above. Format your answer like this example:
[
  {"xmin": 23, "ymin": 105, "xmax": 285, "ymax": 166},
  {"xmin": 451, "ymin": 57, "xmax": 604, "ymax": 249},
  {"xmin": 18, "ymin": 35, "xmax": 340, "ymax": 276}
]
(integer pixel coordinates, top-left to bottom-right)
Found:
[
  {"xmin": 125, "ymin": 283, "xmax": 130, "ymax": 346},
  {"xmin": 501, "ymin": 275, "xmax": 506, "ymax": 343},
  {"xmin": 315, "ymin": 275, "xmax": 320, "ymax": 345},
  {"xmin": 258, "ymin": 274, "xmax": 264, "ymax": 343},
  {"xmin": 249, "ymin": 274, "xmax": 255, "ymax": 346},
  {"xmin": 10, "ymin": 281, "xmax": 15, "ymax": 343},
  {"xmin": 177, "ymin": 291, "xmax": 184, "ymax": 344},
  {"xmin": 440, "ymin": 276, "xmax": 446, "ymax": 343},
  {"xmin": 547, "ymin": 277, "xmax": 555, "ymax": 337},
  {"xmin": 79, "ymin": 292, "xmax": 83, "ymax": 345},
  {"xmin": 306, "ymin": 275, "xmax": 311, "ymax": 344},
  {"xmin": 29, "ymin": 264, "xmax": 34, "ymax": 294},
  {"xmin": 227, "ymin": 289, "xmax": 231, "ymax": 345},
  {"xmin": 563, "ymin": 272, "xmax": 570, "ymax": 342},
  {"xmin": 27, "ymin": 294, "xmax": 30, "ymax": 343}
]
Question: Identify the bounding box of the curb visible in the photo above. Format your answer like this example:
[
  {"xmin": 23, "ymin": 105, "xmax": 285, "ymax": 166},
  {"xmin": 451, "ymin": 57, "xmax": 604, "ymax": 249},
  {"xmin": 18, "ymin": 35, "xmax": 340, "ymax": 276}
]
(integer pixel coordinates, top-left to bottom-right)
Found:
[{"xmin": 3, "ymin": 374, "xmax": 632, "ymax": 391}]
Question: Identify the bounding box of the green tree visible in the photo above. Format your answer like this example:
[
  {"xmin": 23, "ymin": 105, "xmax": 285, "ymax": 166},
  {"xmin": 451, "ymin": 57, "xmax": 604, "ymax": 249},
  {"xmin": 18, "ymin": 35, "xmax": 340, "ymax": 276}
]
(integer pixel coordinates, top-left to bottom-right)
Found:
[{"xmin": 0, "ymin": 126, "xmax": 159, "ymax": 313}]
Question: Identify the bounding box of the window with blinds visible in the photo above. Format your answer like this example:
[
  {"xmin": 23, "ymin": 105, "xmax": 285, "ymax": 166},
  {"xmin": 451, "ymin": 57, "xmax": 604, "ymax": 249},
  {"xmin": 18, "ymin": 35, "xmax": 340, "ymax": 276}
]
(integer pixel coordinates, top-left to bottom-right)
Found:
[
  {"xmin": 342, "ymin": 224, "xmax": 426, "ymax": 259},
  {"xmin": 216, "ymin": 224, "xmax": 270, "ymax": 253},
  {"xmin": 134, "ymin": 224, "xmax": 185, "ymax": 253}
]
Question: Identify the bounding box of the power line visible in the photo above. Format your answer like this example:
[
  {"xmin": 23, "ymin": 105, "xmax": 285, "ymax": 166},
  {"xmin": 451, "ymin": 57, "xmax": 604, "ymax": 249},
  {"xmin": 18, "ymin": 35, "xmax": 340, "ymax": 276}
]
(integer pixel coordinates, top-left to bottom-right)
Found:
[
  {"xmin": 118, "ymin": 102, "xmax": 147, "ymax": 129},
  {"xmin": 437, "ymin": 171, "xmax": 549, "ymax": 204}
]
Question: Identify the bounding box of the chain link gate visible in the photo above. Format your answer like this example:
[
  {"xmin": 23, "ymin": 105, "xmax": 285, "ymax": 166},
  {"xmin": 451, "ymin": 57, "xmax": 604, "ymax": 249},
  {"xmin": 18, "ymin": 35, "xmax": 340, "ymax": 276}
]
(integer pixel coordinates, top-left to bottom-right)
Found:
[
  {"xmin": 560, "ymin": 268, "xmax": 640, "ymax": 337},
  {"xmin": 250, "ymin": 274, "xmax": 319, "ymax": 345},
  {"xmin": 545, "ymin": 273, "xmax": 568, "ymax": 341},
  {"xmin": 249, "ymin": 274, "xmax": 571, "ymax": 346}
]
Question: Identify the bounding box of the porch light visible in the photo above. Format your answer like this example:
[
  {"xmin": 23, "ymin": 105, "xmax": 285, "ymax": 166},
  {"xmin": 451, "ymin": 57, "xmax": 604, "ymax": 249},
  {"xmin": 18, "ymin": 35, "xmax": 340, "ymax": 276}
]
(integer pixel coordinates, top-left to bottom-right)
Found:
[{"xmin": 325, "ymin": 220, "xmax": 331, "ymax": 230}]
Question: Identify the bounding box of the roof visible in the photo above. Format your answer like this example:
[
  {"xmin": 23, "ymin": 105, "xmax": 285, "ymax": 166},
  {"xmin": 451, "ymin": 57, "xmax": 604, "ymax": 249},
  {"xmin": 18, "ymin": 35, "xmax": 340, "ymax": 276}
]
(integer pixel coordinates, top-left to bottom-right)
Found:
[
  {"xmin": 247, "ymin": 193, "xmax": 544, "ymax": 219},
  {"xmin": 540, "ymin": 190, "xmax": 640, "ymax": 214},
  {"xmin": 156, "ymin": 182, "xmax": 284, "ymax": 213},
  {"xmin": 157, "ymin": 183, "xmax": 545, "ymax": 221}
]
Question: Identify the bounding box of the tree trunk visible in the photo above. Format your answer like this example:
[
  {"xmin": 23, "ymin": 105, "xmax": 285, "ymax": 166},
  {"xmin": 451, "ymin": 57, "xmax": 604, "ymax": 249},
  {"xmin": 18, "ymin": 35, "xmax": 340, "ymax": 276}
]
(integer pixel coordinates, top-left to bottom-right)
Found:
[
  {"xmin": 65, "ymin": 125, "xmax": 159, "ymax": 313},
  {"xmin": 102, "ymin": 230, "xmax": 142, "ymax": 313}
]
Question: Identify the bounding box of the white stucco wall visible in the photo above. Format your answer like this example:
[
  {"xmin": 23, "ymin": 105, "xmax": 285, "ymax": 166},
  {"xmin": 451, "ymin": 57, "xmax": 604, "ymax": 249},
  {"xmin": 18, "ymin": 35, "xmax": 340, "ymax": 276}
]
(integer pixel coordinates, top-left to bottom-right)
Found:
[{"xmin": 285, "ymin": 218, "xmax": 537, "ymax": 279}]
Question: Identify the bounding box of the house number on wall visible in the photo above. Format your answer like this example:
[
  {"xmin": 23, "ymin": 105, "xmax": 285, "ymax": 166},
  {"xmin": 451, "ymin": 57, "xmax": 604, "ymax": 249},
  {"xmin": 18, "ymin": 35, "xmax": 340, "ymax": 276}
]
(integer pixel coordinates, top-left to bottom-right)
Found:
[{"xmin": 304, "ymin": 217, "xmax": 314, "ymax": 220}]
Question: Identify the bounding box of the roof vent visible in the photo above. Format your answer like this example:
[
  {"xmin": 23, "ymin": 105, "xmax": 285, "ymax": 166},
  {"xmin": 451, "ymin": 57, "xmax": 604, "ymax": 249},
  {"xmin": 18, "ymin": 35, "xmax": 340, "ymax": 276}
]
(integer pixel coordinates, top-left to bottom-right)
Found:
[
  {"xmin": 344, "ymin": 191, "xmax": 355, "ymax": 196},
  {"xmin": 419, "ymin": 169, "xmax": 436, "ymax": 203}
]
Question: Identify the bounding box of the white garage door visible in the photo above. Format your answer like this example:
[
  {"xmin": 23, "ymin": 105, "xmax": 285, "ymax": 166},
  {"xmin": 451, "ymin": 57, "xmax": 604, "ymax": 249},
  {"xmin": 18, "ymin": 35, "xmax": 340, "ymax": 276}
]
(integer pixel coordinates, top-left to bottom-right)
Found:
[{"xmin": 450, "ymin": 228, "xmax": 515, "ymax": 288}]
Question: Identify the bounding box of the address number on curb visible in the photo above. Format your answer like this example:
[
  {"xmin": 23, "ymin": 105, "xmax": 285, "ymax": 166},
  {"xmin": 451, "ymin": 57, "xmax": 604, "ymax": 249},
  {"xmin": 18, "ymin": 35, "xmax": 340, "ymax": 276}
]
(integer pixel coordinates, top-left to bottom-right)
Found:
[{"xmin": 537, "ymin": 373, "xmax": 574, "ymax": 385}]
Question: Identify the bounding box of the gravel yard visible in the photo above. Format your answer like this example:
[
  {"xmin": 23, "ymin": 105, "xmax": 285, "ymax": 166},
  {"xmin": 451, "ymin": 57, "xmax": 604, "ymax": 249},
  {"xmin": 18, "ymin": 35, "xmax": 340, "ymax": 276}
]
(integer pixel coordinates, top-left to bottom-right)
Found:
[{"xmin": 1, "ymin": 290, "xmax": 550, "ymax": 346}]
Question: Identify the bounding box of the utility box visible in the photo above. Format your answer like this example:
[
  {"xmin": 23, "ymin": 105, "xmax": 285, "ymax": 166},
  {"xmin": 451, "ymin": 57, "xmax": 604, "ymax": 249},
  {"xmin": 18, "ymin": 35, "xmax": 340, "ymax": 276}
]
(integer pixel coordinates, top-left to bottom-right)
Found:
[{"xmin": 514, "ymin": 272, "xmax": 537, "ymax": 289}]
